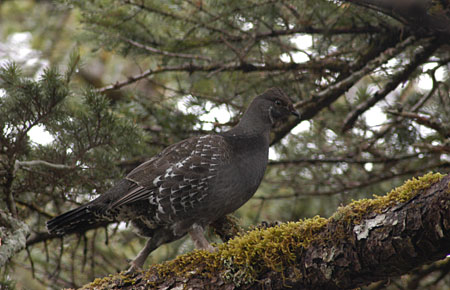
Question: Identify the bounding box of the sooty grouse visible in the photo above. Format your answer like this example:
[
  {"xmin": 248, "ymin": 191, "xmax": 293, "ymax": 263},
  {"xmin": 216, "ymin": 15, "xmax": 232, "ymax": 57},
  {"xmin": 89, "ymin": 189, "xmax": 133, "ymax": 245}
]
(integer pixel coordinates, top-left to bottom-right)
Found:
[{"xmin": 47, "ymin": 87, "xmax": 300, "ymax": 273}]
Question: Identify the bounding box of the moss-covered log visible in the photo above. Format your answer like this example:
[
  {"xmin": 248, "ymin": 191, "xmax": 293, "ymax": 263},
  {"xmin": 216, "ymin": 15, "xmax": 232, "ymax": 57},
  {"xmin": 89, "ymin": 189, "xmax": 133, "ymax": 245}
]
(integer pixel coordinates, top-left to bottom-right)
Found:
[{"xmin": 81, "ymin": 173, "xmax": 450, "ymax": 290}]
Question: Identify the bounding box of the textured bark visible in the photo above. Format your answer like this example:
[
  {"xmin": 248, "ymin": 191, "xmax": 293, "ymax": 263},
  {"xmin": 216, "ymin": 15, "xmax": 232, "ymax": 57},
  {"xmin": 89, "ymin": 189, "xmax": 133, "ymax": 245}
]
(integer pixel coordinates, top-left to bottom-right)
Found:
[
  {"xmin": 80, "ymin": 174, "xmax": 450, "ymax": 290},
  {"xmin": 0, "ymin": 210, "xmax": 30, "ymax": 267}
]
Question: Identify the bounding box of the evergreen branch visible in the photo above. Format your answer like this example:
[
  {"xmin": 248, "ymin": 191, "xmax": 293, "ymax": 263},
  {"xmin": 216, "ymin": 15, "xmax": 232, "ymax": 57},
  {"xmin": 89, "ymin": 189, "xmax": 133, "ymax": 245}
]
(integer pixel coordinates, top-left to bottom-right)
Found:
[
  {"xmin": 184, "ymin": 0, "xmax": 251, "ymax": 37},
  {"xmin": 96, "ymin": 58, "xmax": 347, "ymax": 93},
  {"xmin": 268, "ymin": 153, "xmax": 423, "ymax": 166},
  {"xmin": 413, "ymin": 143, "xmax": 450, "ymax": 154},
  {"xmin": 14, "ymin": 261, "xmax": 76, "ymax": 289},
  {"xmin": 310, "ymin": 35, "xmax": 416, "ymax": 105},
  {"xmin": 259, "ymin": 162, "xmax": 450, "ymax": 199},
  {"xmin": 386, "ymin": 110, "xmax": 450, "ymax": 138},
  {"xmin": 177, "ymin": 25, "xmax": 386, "ymax": 50},
  {"xmin": 26, "ymin": 221, "xmax": 112, "ymax": 247},
  {"xmin": 121, "ymin": 37, "xmax": 213, "ymax": 61},
  {"xmin": 343, "ymin": 0, "xmax": 450, "ymax": 38},
  {"xmin": 15, "ymin": 200, "xmax": 53, "ymax": 219},
  {"xmin": 126, "ymin": 0, "xmax": 383, "ymax": 49},
  {"xmin": 406, "ymin": 258, "xmax": 450, "ymax": 289},
  {"xmin": 123, "ymin": 0, "xmax": 235, "ymax": 39},
  {"xmin": 342, "ymin": 38, "xmax": 441, "ymax": 132},
  {"xmin": 270, "ymin": 34, "xmax": 416, "ymax": 146},
  {"xmin": 15, "ymin": 160, "xmax": 75, "ymax": 170},
  {"xmin": 254, "ymin": 25, "xmax": 384, "ymax": 38},
  {"xmin": 96, "ymin": 68, "xmax": 153, "ymax": 92},
  {"xmin": 362, "ymin": 73, "xmax": 440, "ymax": 151}
]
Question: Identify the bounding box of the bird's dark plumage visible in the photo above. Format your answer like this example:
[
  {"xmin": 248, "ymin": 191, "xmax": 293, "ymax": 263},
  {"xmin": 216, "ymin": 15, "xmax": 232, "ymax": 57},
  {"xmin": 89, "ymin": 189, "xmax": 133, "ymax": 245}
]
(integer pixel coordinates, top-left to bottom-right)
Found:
[{"xmin": 46, "ymin": 87, "xmax": 299, "ymax": 272}]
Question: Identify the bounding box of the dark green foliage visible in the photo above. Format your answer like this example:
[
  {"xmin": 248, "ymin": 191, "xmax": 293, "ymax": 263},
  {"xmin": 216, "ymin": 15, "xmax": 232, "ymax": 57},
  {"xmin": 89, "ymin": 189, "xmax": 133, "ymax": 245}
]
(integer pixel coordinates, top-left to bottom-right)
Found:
[{"xmin": 0, "ymin": 60, "xmax": 143, "ymax": 238}]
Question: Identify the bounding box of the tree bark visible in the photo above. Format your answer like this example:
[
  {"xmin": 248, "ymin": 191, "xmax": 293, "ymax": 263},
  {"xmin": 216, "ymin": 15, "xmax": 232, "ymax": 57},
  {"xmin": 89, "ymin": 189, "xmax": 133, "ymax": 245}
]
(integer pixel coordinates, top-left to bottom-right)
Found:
[
  {"xmin": 344, "ymin": 0, "xmax": 450, "ymax": 39},
  {"xmin": 0, "ymin": 210, "xmax": 30, "ymax": 267},
  {"xmin": 81, "ymin": 173, "xmax": 450, "ymax": 290}
]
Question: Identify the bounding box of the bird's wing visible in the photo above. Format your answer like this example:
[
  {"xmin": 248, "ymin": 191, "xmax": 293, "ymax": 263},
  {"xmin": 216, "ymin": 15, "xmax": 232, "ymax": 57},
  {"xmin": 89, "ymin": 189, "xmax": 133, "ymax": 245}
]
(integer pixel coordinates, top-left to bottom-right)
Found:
[{"xmin": 107, "ymin": 135, "xmax": 231, "ymax": 214}]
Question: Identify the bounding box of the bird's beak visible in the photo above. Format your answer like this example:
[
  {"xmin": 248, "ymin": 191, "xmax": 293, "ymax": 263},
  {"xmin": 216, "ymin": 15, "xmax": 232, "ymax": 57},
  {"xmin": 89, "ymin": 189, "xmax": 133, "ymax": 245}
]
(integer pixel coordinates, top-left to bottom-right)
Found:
[{"xmin": 289, "ymin": 105, "xmax": 300, "ymax": 118}]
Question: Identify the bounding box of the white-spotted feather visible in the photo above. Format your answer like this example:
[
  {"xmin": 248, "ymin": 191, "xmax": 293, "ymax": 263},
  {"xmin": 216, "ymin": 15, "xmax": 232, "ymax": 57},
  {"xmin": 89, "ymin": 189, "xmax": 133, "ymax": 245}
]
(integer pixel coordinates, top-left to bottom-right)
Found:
[{"xmin": 106, "ymin": 135, "xmax": 230, "ymax": 223}]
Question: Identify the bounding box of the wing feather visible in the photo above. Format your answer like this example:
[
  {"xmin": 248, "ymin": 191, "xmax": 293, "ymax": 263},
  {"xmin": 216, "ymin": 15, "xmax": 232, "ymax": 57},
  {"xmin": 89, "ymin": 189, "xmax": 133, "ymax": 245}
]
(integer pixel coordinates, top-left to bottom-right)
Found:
[{"xmin": 107, "ymin": 135, "xmax": 231, "ymax": 218}]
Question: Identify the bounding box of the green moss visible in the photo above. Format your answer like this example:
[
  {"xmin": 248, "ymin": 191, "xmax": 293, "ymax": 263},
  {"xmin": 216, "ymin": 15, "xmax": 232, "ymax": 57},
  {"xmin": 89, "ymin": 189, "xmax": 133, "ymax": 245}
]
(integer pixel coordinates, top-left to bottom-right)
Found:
[
  {"xmin": 84, "ymin": 275, "xmax": 113, "ymax": 289},
  {"xmin": 82, "ymin": 173, "xmax": 444, "ymax": 289},
  {"xmin": 147, "ymin": 216, "xmax": 328, "ymax": 286},
  {"xmin": 332, "ymin": 172, "xmax": 444, "ymax": 224},
  {"xmin": 81, "ymin": 273, "xmax": 137, "ymax": 289}
]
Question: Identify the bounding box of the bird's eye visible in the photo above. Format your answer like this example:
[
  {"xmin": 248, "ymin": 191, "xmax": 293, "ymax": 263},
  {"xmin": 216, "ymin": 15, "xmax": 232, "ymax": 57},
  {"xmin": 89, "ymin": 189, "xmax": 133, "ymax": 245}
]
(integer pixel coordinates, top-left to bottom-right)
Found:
[{"xmin": 275, "ymin": 100, "xmax": 282, "ymax": 106}]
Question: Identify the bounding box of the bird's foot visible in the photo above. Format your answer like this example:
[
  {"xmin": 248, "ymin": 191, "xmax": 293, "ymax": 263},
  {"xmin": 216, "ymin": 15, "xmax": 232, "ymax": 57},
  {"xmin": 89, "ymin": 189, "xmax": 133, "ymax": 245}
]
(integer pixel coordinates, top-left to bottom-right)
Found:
[
  {"xmin": 204, "ymin": 243, "xmax": 217, "ymax": 253},
  {"xmin": 124, "ymin": 262, "xmax": 141, "ymax": 276},
  {"xmin": 190, "ymin": 224, "xmax": 217, "ymax": 253}
]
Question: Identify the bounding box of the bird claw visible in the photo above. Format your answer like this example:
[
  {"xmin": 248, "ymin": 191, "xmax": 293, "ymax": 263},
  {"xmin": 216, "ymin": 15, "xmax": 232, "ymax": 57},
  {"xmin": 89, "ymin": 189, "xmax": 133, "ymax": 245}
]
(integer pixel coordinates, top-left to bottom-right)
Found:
[
  {"xmin": 124, "ymin": 264, "xmax": 140, "ymax": 276},
  {"xmin": 205, "ymin": 244, "xmax": 217, "ymax": 253}
]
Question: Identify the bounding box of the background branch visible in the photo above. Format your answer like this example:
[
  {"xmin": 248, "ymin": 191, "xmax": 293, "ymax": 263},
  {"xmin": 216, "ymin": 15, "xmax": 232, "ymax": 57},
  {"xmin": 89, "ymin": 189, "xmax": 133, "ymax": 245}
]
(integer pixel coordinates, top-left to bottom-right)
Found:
[{"xmin": 342, "ymin": 37, "xmax": 441, "ymax": 132}]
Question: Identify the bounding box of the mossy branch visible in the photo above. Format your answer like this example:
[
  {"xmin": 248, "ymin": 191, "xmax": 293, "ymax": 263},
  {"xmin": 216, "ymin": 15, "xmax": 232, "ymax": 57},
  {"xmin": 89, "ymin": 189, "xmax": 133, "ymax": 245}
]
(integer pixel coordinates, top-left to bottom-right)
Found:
[
  {"xmin": 81, "ymin": 173, "xmax": 450, "ymax": 290},
  {"xmin": 0, "ymin": 210, "xmax": 30, "ymax": 267}
]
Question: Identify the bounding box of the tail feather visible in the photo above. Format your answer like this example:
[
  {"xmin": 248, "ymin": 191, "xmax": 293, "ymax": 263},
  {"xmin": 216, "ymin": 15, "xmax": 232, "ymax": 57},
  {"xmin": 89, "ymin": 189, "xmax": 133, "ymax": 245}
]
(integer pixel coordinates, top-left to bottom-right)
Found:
[
  {"xmin": 47, "ymin": 179, "xmax": 133, "ymax": 236},
  {"xmin": 46, "ymin": 203, "xmax": 110, "ymax": 235}
]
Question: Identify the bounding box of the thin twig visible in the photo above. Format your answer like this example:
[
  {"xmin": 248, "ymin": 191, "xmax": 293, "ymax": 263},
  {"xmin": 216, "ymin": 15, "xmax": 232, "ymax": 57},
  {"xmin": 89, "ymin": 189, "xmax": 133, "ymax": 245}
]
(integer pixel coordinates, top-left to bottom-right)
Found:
[
  {"xmin": 269, "ymin": 153, "xmax": 422, "ymax": 166},
  {"xmin": 25, "ymin": 247, "xmax": 35, "ymax": 278},
  {"xmin": 96, "ymin": 58, "xmax": 346, "ymax": 93},
  {"xmin": 386, "ymin": 110, "xmax": 450, "ymax": 138},
  {"xmin": 363, "ymin": 71, "xmax": 440, "ymax": 150},
  {"xmin": 342, "ymin": 38, "xmax": 441, "ymax": 132},
  {"xmin": 121, "ymin": 37, "xmax": 212, "ymax": 61},
  {"xmin": 257, "ymin": 162, "xmax": 449, "ymax": 199},
  {"xmin": 311, "ymin": 36, "xmax": 416, "ymax": 102}
]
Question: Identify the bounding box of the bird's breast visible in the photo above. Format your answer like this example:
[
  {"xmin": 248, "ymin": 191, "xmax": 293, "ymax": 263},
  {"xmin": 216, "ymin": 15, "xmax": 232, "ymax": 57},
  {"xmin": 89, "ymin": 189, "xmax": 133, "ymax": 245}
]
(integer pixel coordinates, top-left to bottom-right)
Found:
[{"xmin": 206, "ymin": 144, "xmax": 269, "ymax": 216}]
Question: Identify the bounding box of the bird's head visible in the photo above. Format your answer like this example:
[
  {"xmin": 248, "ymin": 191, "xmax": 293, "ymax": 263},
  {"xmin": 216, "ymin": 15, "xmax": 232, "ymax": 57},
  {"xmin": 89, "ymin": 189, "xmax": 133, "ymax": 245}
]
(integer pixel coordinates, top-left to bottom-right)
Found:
[
  {"xmin": 253, "ymin": 87, "xmax": 300, "ymax": 127},
  {"xmin": 230, "ymin": 88, "xmax": 300, "ymax": 136}
]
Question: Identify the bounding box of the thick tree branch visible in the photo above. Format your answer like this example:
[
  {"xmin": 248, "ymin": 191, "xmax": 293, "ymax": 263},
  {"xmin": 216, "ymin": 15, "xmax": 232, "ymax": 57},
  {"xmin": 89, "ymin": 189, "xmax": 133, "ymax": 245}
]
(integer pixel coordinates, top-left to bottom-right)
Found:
[
  {"xmin": 343, "ymin": 0, "xmax": 450, "ymax": 38},
  {"xmin": 0, "ymin": 210, "xmax": 30, "ymax": 267},
  {"xmin": 81, "ymin": 173, "xmax": 450, "ymax": 290}
]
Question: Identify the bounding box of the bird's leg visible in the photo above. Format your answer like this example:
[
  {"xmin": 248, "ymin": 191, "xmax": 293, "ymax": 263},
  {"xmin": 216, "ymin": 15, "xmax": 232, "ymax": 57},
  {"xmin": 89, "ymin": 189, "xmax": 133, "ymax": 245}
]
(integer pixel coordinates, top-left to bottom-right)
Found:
[
  {"xmin": 189, "ymin": 223, "xmax": 216, "ymax": 252},
  {"xmin": 125, "ymin": 238, "xmax": 155, "ymax": 274}
]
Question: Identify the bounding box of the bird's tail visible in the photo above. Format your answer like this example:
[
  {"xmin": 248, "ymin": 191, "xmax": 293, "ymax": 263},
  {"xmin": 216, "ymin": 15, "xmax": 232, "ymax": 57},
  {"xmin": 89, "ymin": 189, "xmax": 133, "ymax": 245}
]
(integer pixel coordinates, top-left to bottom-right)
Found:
[{"xmin": 46, "ymin": 203, "xmax": 110, "ymax": 236}]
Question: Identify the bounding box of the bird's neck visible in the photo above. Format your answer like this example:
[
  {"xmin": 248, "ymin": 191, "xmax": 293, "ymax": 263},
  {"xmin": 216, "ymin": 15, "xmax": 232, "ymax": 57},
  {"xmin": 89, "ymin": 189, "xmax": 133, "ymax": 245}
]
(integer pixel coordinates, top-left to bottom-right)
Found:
[
  {"xmin": 222, "ymin": 114, "xmax": 272, "ymax": 148},
  {"xmin": 225, "ymin": 115, "xmax": 272, "ymax": 140},
  {"xmin": 227, "ymin": 101, "xmax": 273, "ymax": 135}
]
